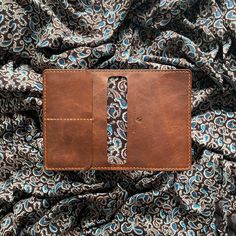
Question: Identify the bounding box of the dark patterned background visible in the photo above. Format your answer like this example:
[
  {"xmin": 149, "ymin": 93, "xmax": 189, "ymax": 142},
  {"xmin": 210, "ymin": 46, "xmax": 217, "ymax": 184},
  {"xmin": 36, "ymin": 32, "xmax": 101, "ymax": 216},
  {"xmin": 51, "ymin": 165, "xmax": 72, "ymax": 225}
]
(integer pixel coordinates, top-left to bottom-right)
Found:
[{"xmin": 0, "ymin": 0, "xmax": 236, "ymax": 235}]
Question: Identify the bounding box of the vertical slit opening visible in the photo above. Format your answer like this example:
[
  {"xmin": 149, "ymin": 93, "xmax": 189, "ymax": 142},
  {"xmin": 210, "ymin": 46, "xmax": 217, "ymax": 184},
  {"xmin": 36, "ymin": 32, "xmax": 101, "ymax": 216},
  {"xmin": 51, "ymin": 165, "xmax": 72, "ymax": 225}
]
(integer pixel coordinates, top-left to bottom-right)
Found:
[{"xmin": 107, "ymin": 76, "xmax": 128, "ymax": 164}]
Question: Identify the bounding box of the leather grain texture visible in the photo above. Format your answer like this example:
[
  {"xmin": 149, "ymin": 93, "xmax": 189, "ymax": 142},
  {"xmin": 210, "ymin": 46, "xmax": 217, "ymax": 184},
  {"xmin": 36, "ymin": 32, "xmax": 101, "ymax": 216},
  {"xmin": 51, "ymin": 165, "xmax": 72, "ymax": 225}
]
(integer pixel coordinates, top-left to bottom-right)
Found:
[{"xmin": 43, "ymin": 69, "xmax": 192, "ymax": 171}]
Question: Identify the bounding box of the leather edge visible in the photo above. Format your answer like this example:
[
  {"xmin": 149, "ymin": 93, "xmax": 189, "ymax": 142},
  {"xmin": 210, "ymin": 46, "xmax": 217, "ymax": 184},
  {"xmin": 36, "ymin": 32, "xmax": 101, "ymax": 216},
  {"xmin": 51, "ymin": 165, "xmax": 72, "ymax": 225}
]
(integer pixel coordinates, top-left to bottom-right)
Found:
[{"xmin": 43, "ymin": 70, "xmax": 48, "ymax": 170}]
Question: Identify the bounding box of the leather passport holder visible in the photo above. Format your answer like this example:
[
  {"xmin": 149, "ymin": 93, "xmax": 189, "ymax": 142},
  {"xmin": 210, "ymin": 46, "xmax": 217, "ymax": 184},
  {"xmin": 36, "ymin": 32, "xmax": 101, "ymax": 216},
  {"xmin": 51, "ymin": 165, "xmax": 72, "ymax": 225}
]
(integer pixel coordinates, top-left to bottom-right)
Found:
[{"xmin": 43, "ymin": 69, "xmax": 192, "ymax": 171}]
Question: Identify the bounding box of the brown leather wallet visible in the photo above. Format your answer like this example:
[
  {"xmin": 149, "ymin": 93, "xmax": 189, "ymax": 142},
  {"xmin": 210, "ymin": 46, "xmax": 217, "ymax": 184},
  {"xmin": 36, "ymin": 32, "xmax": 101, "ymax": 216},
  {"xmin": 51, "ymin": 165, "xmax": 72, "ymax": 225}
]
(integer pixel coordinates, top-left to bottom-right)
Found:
[{"xmin": 43, "ymin": 69, "xmax": 192, "ymax": 171}]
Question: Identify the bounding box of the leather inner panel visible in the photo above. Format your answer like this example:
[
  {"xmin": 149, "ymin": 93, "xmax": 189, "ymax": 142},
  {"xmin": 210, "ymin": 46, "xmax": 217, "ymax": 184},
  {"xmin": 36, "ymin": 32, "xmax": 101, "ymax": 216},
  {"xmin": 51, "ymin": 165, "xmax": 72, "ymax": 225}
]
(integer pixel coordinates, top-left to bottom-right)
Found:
[
  {"xmin": 127, "ymin": 72, "xmax": 190, "ymax": 168},
  {"xmin": 45, "ymin": 71, "xmax": 93, "ymax": 119}
]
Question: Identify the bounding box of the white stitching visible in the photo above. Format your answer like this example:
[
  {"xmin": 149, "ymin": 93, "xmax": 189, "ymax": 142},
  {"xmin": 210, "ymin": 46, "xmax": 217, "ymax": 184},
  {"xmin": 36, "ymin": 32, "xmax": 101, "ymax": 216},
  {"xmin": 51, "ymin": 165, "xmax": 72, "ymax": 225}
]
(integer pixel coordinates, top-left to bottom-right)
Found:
[{"xmin": 46, "ymin": 118, "xmax": 93, "ymax": 121}]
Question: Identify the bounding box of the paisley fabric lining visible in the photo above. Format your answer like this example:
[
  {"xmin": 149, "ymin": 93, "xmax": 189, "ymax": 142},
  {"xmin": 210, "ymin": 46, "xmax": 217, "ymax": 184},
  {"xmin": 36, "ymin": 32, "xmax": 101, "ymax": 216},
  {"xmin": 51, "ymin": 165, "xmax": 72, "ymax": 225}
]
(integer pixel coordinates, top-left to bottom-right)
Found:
[{"xmin": 107, "ymin": 76, "xmax": 128, "ymax": 164}]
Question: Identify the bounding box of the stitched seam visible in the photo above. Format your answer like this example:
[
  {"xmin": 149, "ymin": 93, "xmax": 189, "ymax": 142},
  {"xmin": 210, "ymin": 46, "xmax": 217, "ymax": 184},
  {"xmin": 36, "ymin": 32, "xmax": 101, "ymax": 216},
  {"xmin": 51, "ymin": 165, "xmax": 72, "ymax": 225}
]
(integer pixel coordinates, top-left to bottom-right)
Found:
[
  {"xmin": 44, "ymin": 167, "xmax": 190, "ymax": 170},
  {"xmin": 43, "ymin": 69, "xmax": 191, "ymax": 74},
  {"xmin": 187, "ymin": 72, "xmax": 192, "ymax": 170},
  {"xmin": 90, "ymin": 77, "xmax": 95, "ymax": 170},
  {"xmin": 44, "ymin": 71, "xmax": 47, "ymax": 169},
  {"xmin": 43, "ymin": 69, "xmax": 192, "ymax": 171},
  {"xmin": 46, "ymin": 118, "xmax": 93, "ymax": 121}
]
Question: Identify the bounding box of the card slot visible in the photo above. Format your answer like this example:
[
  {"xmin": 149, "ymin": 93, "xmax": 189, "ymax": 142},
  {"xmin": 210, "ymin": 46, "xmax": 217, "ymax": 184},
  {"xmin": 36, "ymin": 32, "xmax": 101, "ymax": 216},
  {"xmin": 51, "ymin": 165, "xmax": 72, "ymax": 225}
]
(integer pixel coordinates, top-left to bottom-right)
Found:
[{"xmin": 44, "ymin": 120, "xmax": 93, "ymax": 170}]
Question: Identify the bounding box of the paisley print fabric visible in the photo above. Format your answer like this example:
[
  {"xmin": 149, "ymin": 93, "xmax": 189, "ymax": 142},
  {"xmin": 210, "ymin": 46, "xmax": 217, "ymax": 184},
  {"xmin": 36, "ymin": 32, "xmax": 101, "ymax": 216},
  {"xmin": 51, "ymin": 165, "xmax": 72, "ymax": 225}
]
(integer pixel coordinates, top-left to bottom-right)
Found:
[
  {"xmin": 107, "ymin": 76, "xmax": 128, "ymax": 165},
  {"xmin": 0, "ymin": 0, "xmax": 236, "ymax": 235}
]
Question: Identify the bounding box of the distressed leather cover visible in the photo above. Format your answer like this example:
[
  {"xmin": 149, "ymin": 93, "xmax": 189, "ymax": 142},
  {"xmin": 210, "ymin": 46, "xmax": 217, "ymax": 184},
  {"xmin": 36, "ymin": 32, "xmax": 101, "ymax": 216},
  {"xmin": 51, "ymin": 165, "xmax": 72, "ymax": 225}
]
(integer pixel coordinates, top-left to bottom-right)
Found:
[{"xmin": 43, "ymin": 69, "xmax": 192, "ymax": 171}]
